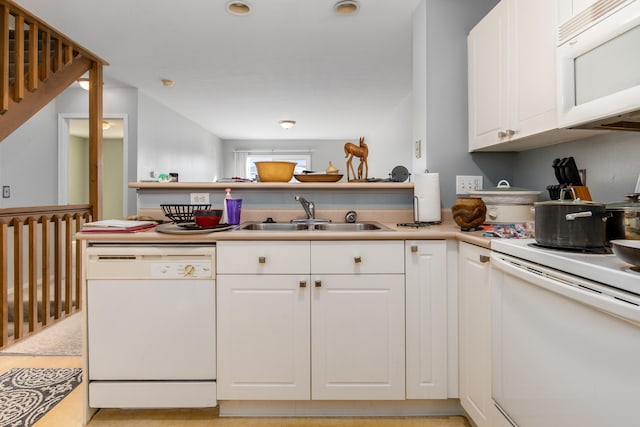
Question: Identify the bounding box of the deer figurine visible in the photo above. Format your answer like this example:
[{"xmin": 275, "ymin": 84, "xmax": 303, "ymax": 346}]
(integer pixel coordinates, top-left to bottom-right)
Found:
[{"xmin": 344, "ymin": 136, "xmax": 368, "ymax": 181}]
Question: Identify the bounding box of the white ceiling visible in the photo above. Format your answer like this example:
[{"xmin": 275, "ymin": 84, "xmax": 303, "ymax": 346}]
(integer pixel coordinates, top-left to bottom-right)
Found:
[{"xmin": 15, "ymin": 0, "xmax": 420, "ymax": 140}]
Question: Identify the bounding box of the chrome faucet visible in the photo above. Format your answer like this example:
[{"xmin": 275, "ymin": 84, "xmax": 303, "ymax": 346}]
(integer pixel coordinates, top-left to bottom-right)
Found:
[{"xmin": 295, "ymin": 196, "xmax": 315, "ymax": 220}]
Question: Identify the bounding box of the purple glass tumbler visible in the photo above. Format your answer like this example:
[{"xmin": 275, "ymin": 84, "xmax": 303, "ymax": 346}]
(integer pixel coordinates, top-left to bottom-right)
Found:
[{"xmin": 226, "ymin": 199, "xmax": 243, "ymax": 225}]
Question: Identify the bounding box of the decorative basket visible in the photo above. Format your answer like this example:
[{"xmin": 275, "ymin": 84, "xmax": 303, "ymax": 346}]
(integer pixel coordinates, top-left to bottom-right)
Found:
[{"xmin": 160, "ymin": 204, "xmax": 211, "ymax": 223}]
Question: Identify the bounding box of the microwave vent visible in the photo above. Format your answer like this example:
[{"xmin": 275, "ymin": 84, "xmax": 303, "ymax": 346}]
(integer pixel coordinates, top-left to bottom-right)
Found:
[{"xmin": 558, "ymin": 0, "xmax": 633, "ymax": 44}]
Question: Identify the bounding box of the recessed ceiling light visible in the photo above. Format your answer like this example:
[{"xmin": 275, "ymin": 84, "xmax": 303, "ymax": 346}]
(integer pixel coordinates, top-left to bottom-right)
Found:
[
  {"xmin": 334, "ymin": 0, "xmax": 359, "ymax": 16},
  {"xmin": 161, "ymin": 79, "xmax": 175, "ymax": 87},
  {"xmin": 279, "ymin": 120, "xmax": 296, "ymax": 129},
  {"xmin": 227, "ymin": 1, "xmax": 251, "ymax": 16}
]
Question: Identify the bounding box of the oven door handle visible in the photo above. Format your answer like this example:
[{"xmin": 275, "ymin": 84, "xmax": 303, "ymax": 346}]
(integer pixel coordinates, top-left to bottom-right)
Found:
[{"xmin": 491, "ymin": 253, "xmax": 640, "ymax": 326}]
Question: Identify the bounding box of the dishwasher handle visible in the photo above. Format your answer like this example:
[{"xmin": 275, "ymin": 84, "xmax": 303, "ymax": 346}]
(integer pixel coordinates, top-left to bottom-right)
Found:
[{"xmin": 491, "ymin": 253, "xmax": 640, "ymax": 326}]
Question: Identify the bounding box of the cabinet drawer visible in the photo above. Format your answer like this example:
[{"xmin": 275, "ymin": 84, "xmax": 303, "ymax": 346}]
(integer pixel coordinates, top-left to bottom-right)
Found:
[
  {"xmin": 217, "ymin": 241, "xmax": 310, "ymax": 274},
  {"xmin": 311, "ymin": 241, "xmax": 404, "ymax": 274}
]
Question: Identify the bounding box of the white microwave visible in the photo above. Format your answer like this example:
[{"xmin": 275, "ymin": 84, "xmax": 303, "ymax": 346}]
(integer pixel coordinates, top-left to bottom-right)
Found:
[{"xmin": 557, "ymin": 0, "xmax": 640, "ymax": 130}]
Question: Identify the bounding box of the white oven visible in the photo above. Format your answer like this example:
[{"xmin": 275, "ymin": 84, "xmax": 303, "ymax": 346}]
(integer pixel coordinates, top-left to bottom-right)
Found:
[
  {"xmin": 86, "ymin": 243, "xmax": 217, "ymax": 408},
  {"xmin": 557, "ymin": 0, "xmax": 640, "ymax": 130},
  {"xmin": 490, "ymin": 239, "xmax": 640, "ymax": 426}
]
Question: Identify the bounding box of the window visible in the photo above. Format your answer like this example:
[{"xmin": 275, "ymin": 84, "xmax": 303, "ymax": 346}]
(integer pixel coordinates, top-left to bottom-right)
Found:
[{"xmin": 245, "ymin": 153, "xmax": 311, "ymax": 182}]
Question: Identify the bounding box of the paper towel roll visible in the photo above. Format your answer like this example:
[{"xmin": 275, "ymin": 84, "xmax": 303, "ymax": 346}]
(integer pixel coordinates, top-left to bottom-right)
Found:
[{"xmin": 414, "ymin": 173, "xmax": 441, "ymax": 222}]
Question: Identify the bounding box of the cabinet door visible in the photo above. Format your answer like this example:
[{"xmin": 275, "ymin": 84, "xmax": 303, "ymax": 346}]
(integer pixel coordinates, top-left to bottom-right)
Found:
[
  {"xmin": 311, "ymin": 274, "xmax": 405, "ymax": 400},
  {"xmin": 217, "ymin": 274, "xmax": 310, "ymax": 400},
  {"xmin": 405, "ymin": 240, "xmax": 448, "ymax": 399},
  {"xmin": 509, "ymin": 0, "xmax": 557, "ymax": 139},
  {"xmin": 458, "ymin": 242, "xmax": 492, "ymax": 427},
  {"xmin": 468, "ymin": 1, "xmax": 509, "ymax": 151}
]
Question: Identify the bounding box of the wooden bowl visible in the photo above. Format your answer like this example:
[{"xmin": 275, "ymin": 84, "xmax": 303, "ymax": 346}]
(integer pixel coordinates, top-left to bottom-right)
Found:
[{"xmin": 255, "ymin": 161, "xmax": 296, "ymax": 182}]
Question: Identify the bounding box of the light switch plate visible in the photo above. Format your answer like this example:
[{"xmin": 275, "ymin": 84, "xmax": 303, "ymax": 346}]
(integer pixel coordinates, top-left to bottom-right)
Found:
[
  {"xmin": 456, "ymin": 176, "xmax": 482, "ymax": 195},
  {"xmin": 414, "ymin": 140, "xmax": 421, "ymax": 159}
]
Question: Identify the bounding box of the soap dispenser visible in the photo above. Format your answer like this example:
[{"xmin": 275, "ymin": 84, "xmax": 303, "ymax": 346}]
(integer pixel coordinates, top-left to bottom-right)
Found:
[{"xmin": 221, "ymin": 188, "xmax": 231, "ymax": 224}]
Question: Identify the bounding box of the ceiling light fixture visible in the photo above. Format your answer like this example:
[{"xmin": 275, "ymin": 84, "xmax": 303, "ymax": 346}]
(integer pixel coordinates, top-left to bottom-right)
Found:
[
  {"xmin": 161, "ymin": 79, "xmax": 175, "ymax": 87},
  {"xmin": 227, "ymin": 1, "xmax": 251, "ymax": 16},
  {"xmin": 279, "ymin": 120, "xmax": 296, "ymax": 129},
  {"xmin": 78, "ymin": 77, "xmax": 90, "ymax": 90},
  {"xmin": 102, "ymin": 121, "xmax": 111, "ymax": 130},
  {"xmin": 334, "ymin": 0, "xmax": 359, "ymax": 16}
]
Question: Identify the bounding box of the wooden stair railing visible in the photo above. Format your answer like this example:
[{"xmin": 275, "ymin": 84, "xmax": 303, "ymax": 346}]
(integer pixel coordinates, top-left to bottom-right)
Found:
[
  {"xmin": 0, "ymin": 205, "xmax": 92, "ymax": 349},
  {"xmin": 0, "ymin": 1, "xmax": 109, "ymax": 350},
  {"xmin": 0, "ymin": 0, "xmax": 108, "ymax": 142}
]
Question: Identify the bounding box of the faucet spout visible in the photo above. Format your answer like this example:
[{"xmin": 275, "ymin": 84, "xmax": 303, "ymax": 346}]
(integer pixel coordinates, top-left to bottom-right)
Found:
[{"xmin": 294, "ymin": 196, "xmax": 315, "ymax": 219}]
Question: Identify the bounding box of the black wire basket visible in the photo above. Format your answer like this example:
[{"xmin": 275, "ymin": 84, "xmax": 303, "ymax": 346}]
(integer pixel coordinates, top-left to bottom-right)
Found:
[{"xmin": 160, "ymin": 204, "xmax": 211, "ymax": 223}]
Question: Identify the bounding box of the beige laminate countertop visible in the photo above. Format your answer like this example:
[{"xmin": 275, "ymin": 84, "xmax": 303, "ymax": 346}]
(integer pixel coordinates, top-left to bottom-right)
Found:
[{"xmin": 76, "ymin": 220, "xmax": 492, "ymax": 249}]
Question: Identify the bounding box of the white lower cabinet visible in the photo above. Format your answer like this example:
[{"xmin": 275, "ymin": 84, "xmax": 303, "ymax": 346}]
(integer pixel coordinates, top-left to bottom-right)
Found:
[
  {"xmin": 404, "ymin": 240, "xmax": 448, "ymax": 399},
  {"xmin": 216, "ymin": 274, "xmax": 311, "ymax": 400},
  {"xmin": 458, "ymin": 242, "xmax": 492, "ymax": 427},
  {"xmin": 217, "ymin": 240, "xmax": 406, "ymax": 401}
]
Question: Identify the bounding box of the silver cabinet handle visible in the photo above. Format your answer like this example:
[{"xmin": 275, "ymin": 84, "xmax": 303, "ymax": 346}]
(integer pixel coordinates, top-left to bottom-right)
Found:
[
  {"xmin": 411, "ymin": 245, "xmax": 418, "ymax": 253},
  {"xmin": 498, "ymin": 129, "xmax": 515, "ymax": 138},
  {"xmin": 315, "ymin": 280, "xmax": 322, "ymax": 287},
  {"xmin": 354, "ymin": 256, "xmax": 362, "ymax": 264},
  {"xmin": 258, "ymin": 256, "xmax": 266, "ymax": 264},
  {"xmin": 479, "ymin": 255, "xmax": 490, "ymax": 263},
  {"xmin": 300, "ymin": 280, "xmax": 307, "ymax": 288}
]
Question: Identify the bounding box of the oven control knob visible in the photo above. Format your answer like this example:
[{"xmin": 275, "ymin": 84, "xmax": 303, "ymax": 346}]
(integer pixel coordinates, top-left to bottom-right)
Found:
[{"xmin": 184, "ymin": 264, "xmax": 196, "ymax": 277}]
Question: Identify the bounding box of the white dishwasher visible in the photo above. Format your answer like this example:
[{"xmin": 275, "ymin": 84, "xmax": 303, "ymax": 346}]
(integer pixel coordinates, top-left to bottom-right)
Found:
[{"xmin": 86, "ymin": 243, "xmax": 216, "ymax": 408}]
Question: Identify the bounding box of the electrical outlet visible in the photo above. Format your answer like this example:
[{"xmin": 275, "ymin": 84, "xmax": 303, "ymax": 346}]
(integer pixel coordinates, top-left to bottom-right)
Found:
[
  {"xmin": 456, "ymin": 175, "xmax": 483, "ymax": 195},
  {"xmin": 414, "ymin": 140, "xmax": 421, "ymax": 159},
  {"xmin": 2, "ymin": 186, "xmax": 9, "ymax": 198},
  {"xmin": 190, "ymin": 193, "xmax": 210, "ymax": 204}
]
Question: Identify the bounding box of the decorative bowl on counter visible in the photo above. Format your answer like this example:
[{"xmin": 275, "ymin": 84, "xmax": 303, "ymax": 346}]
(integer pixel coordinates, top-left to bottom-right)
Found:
[
  {"xmin": 255, "ymin": 161, "xmax": 296, "ymax": 182},
  {"xmin": 193, "ymin": 209, "xmax": 223, "ymax": 227}
]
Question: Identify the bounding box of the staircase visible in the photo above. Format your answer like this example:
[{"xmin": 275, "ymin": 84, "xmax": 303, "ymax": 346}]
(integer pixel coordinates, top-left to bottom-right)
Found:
[
  {"xmin": 0, "ymin": 0, "xmax": 106, "ymax": 349},
  {"xmin": 0, "ymin": 0, "xmax": 108, "ymax": 142}
]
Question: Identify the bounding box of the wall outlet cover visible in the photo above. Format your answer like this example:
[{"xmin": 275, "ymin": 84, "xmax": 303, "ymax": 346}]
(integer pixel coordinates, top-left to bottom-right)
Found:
[
  {"xmin": 190, "ymin": 193, "xmax": 210, "ymax": 204},
  {"xmin": 2, "ymin": 186, "xmax": 9, "ymax": 198}
]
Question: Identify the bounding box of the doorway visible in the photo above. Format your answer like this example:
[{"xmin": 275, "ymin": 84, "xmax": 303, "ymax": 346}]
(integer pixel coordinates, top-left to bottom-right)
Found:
[{"xmin": 58, "ymin": 114, "xmax": 128, "ymax": 220}]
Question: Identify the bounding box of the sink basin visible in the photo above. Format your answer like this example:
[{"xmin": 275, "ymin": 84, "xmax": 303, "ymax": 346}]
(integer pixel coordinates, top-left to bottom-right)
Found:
[
  {"xmin": 239, "ymin": 222, "xmax": 392, "ymax": 232},
  {"xmin": 240, "ymin": 222, "xmax": 311, "ymax": 231},
  {"xmin": 313, "ymin": 222, "xmax": 391, "ymax": 231}
]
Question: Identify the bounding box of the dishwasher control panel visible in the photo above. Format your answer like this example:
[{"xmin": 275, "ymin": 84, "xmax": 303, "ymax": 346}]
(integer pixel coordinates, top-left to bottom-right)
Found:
[
  {"xmin": 86, "ymin": 245, "xmax": 216, "ymax": 279},
  {"xmin": 151, "ymin": 261, "xmax": 212, "ymax": 278}
]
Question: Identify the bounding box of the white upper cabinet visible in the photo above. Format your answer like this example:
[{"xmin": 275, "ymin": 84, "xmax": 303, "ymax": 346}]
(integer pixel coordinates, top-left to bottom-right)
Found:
[{"xmin": 467, "ymin": 0, "xmax": 598, "ymax": 152}]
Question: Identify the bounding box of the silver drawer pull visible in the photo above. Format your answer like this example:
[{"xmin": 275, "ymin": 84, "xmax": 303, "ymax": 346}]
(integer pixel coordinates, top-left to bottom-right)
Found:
[
  {"xmin": 354, "ymin": 256, "xmax": 362, "ymax": 264},
  {"xmin": 479, "ymin": 255, "xmax": 490, "ymax": 263},
  {"xmin": 315, "ymin": 280, "xmax": 322, "ymax": 287},
  {"xmin": 258, "ymin": 256, "xmax": 266, "ymax": 264},
  {"xmin": 300, "ymin": 280, "xmax": 307, "ymax": 288},
  {"xmin": 411, "ymin": 245, "xmax": 418, "ymax": 253}
]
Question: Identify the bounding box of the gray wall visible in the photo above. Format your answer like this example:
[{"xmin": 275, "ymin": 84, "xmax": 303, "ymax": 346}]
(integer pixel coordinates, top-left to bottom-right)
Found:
[
  {"xmin": 0, "ymin": 102, "xmax": 58, "ymax": 208},
  {"xmin": 423, "ymin": 0, "xmax": 507, "ymax": 208},
  {"xmin": 513, "ymin": 131, "xmax": 640, "ymax": 203},
  {"xmin": 57, "ymin": 86, "xmax": 140, "ymax": 215}
]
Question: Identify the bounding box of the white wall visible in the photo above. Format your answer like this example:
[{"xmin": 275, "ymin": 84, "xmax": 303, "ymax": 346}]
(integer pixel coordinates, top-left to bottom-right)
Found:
[
  {"xmin": 222, "ymin": 95, "xmax": 413, "ymax": 181},
  {"xmin": 138, "ymin": 93, "xmax": 222, "ymax": 183}
]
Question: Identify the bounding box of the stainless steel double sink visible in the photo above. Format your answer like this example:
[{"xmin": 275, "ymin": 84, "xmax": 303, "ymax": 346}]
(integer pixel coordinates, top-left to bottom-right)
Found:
[{"xmin": 239, "ymin": 221, "xmax": 392, "ymax": 232}]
